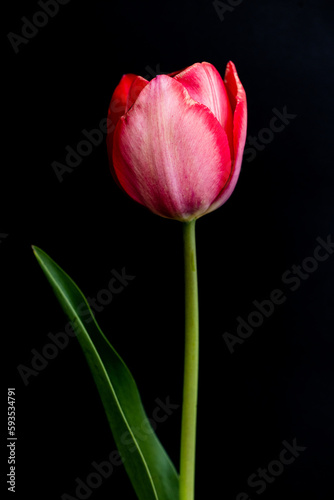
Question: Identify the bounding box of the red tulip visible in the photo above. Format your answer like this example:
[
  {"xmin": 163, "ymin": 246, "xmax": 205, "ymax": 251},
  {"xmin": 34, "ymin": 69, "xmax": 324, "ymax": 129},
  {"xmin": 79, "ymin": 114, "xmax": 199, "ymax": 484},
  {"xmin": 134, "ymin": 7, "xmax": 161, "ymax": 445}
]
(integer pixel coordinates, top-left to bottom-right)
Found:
[{"xmin": 107, "ymin": 61, "xmax": 247, "ymax": 221}]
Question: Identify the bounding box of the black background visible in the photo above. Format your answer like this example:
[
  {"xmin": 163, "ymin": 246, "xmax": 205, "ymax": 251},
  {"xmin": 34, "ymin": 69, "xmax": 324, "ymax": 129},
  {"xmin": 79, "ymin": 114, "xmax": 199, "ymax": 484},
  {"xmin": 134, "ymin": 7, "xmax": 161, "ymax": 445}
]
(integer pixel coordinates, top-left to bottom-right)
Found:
[{"xmin": 3, "ymin": 0, "xmax": 334, "ymax": 499}]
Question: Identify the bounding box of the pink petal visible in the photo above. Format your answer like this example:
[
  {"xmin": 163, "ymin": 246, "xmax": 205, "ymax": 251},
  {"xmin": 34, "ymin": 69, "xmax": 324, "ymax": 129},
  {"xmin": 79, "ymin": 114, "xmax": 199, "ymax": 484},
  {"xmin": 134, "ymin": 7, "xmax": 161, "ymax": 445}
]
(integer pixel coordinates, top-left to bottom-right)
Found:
[
  {"xmin": 112, "ymin": 75, "xmax": 232, "ymax": 221},
  {"xmin": 107, "ymin": 74, "xmax": 138, "ymax": 129},
  {"xmin": 173, "ymin": 62, "xmax": 233, "ymax": 138},
  {"xmin": 205, "ymin": 61, "xmax": 247, "ymax": 213},
  {"xmin": 126, "ymin": 76, "xmax": 149, "ymax": 112},
  {"xmin": 107, "ymin": 74, "xmax": 146, "ymax": 188}
]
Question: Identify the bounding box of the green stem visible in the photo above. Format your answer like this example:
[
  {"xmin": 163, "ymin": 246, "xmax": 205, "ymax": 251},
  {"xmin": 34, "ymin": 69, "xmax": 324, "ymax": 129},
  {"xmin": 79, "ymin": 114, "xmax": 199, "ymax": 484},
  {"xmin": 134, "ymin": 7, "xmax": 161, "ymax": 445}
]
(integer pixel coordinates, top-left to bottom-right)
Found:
[{"xmin": 180, "ymin": 220, "xmax": 199, "ymax": 500}]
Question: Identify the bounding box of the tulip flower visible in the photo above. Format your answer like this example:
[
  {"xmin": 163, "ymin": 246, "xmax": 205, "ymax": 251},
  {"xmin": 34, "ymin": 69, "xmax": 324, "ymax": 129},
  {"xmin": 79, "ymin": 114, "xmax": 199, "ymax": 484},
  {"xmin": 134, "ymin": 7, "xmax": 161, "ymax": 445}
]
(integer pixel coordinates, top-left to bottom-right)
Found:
[{"xmin": 107, "ymin": 61, "xmax": 247, "ymax": 221}]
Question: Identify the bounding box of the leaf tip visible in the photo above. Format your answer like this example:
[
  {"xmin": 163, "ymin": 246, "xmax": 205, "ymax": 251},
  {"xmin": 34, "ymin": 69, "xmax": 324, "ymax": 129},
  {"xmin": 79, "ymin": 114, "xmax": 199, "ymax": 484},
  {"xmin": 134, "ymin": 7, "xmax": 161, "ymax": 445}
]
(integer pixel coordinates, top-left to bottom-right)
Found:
[
  {"xmin": 31, "ymin": 245, "xmax": 39, "ymax": 257},
  {"xmin": 32, "ymin": 245, "xmax": 44, "ymax": 261}
]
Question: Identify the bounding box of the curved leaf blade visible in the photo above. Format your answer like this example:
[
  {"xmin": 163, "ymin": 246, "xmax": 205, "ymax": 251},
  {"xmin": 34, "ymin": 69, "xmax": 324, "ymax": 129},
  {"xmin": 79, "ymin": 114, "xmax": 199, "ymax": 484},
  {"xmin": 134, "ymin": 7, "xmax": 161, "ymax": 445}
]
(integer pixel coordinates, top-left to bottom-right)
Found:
[{"xmin": 32, "ymin": 246, "xmax": 179, "ymax": 500}]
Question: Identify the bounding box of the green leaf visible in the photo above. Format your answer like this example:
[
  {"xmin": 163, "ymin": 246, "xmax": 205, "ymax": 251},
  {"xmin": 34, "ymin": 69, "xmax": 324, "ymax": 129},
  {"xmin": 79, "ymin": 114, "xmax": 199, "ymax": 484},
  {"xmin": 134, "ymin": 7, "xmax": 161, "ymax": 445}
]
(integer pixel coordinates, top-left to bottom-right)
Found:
[{"xmin": 32, "ymin": 246, "xmax": 179, "ymax": 500}]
